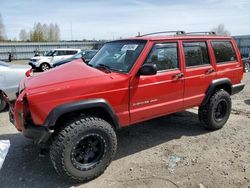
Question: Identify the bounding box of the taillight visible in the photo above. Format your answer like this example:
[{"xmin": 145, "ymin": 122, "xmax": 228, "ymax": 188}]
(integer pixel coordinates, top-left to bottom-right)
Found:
[{"xmin": 25, "ymin": 68, "xmax": 33, "ymax": 77}]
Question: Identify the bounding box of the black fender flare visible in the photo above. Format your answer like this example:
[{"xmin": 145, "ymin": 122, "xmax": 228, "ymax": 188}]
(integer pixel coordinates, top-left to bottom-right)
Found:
[
  {"xmin": 44, "ymin": 98, "xmax": 120, "ymax": 129},
  {"xmin": 201, "ymin": 78, "xmax": 232, "ymax": 106}
]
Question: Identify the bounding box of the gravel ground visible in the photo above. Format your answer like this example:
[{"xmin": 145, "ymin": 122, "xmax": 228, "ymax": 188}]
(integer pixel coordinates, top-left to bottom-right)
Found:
[{"xmin": 0, "ymin": 70, "xmax": 249, "ymax": 188}]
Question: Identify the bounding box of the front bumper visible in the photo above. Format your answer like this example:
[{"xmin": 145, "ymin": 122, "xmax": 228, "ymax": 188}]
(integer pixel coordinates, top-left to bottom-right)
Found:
[
  {"xmin": 22, "ymin": 124, "xmax": 53, "ymax": 144},
  {"xmin": 232, "ymin": 83, "xmax": 245, "ymax": 95},
  {"xmin": 28, "ymin": 62, "xmax": 39, "ymax": 69},
  {"xmin": 5, "ymin": 90, "xmax": 54, "ymax": 144}
]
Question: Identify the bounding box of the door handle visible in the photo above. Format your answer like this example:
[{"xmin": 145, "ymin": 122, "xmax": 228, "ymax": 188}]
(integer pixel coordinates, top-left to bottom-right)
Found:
[
  {"xmin": 172, "ymin": 73, "xmax": 184, "ymax": 80},
  {"xmin": 205, "ymin": 68, "xmax": 215, "ymax": 74}
]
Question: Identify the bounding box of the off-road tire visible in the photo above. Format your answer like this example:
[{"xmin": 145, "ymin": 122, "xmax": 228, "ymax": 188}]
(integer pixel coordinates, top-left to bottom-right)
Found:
[
  {"xmin": 0, "ymin": 94, "xmax": 7, "ymax": 112},
  {"xmin": 50, "ymin": 116, "xmax": 117, "ymax": 182},
  {"xmin": 199, "ymin": 89, "xmax": 231, "ymax": 130}
]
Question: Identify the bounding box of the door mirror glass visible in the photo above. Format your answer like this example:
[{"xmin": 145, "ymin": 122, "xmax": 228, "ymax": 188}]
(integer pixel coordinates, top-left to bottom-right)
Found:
[{"xmin": 139, "ymin": 63, "xmax": 157, "ymax": 76}]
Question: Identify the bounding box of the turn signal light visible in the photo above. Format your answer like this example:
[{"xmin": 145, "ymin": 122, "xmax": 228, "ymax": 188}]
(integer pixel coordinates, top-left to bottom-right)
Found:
[{"xmin": 25, "ymin": 68, "xmax": 33, "ymax": 77}]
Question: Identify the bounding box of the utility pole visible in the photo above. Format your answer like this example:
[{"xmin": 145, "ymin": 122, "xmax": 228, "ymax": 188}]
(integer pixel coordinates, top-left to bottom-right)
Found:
[{"xmin": 70, "ymin": 22, "xmax": 73, "ymax": 41}]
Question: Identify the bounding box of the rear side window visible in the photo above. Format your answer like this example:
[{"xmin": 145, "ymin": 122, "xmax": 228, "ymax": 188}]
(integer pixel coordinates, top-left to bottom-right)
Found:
[
  {"xmin": 66, "ymin": 50, "xmax": 78, "ymax": 55},
  {"xmin": 183, "ymin": 42, "xmax": 210, "ymax": 67},
  {"xmin": 211, "ymin": 41, "xmax": 237, "ymax": 63},
  {"xmin": 145, "ymin": 43, "xmax": 179, "ymax": 71},
  {"xmin": 54, "ymin": 50, "xmax": 66, "ymax": 56}
]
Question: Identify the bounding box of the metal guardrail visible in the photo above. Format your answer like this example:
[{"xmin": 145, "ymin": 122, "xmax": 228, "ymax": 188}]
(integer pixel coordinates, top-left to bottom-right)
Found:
[
  {"xmin": 234, "ymin": 35, "xmax": 250, "ymax": 57},
  {"xmin": 0, "ymin": 41, "xmax": 104, "ymax": 60}
]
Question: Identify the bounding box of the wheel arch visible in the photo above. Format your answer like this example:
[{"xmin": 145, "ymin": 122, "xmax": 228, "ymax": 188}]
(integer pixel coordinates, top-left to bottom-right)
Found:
[
  {"xmin": 40, "ymin": 62, "xmax": 51, "ymax": 67},
  {"xmin": 44, "ymin": 99, "xmax": 120, "ymax": 131},
  {"xmin": 201, "ymin": 78, "xmax": 232, "ymax": 106}
]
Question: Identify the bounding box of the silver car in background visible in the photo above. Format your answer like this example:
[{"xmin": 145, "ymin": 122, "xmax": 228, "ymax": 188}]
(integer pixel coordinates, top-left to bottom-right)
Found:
[{"xmin": 0, "ymin": 61, "xmax": 31, "ymax": 111}]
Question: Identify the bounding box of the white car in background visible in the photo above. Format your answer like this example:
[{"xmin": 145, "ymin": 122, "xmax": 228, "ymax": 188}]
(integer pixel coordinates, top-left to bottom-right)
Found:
[
  {"xmin": 0, "ymin": 61, "xmax": 31, "ymax": 112},
  {"xmin": 29, "ymin": 48, "xmax": 81, "ymax": 71}
]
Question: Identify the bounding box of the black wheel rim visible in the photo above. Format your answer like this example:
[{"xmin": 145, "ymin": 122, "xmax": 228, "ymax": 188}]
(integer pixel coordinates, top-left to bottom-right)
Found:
[
  {"xmin": 214, "ymin": 100, "xmax": 228, "ymax": 122},
  {"xmin": 71, "ymin": 134, "xmax": 105, "ymax": 170}
]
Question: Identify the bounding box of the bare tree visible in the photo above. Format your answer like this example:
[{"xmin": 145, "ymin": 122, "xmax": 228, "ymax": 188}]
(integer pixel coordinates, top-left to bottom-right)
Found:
[
  {"xmin": 54, "ymin": 24, "xmax": 60, "ymax": 42},
  {"xmin": 19, "ymin": 29, "xmax": 28, "ymax": 41},
  {"xmin": 42, "ymin": 24, "xmax": 49, "ymax": 41},
  {"xmin": 0, "ymin": 13, "xmax": 6, "ymax": 41},
  {"xmin": 48, "ymin": 23, "xmax": 54, "ymax": 41},
  {"xmin": 211, "ymin": 24, "xmax": 230, "ymax": 35},
  {"xmin": 27, "ymin": 22, "xmax": 61, "ymax": 42}
]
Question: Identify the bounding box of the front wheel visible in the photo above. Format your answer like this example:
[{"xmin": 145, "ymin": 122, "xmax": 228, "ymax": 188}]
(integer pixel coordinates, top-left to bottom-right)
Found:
[
  {"xmin": 50, "ymin": 116, "xmax": 117, "ymax": 182},
  {"xmin": 199, "ymin": 89, "xmax": 231, "ymax": 130}
]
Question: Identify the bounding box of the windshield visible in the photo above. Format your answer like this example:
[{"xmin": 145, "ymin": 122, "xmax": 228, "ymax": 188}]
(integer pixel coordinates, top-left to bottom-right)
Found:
[
  {"xmin": 89, "ymin": 40, "xmax": 146, "ymax": 73},
  {"xmin": 44, "ymin": 50, "xmax": 55, "ymax": 56},
  {"xmin": 0, "ymin": 61, "xmax": 10, "ymax": 67}
]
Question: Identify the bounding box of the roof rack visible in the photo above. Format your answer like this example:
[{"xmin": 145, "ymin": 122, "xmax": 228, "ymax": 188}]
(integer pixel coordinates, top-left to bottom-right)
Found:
[
  {"xmin": 137, "ymin": 31, "xmax": 185, "ymax": 37},
  {"xmin": 185, "ymin": 31, "xmax": 216, "ymax": 35}
]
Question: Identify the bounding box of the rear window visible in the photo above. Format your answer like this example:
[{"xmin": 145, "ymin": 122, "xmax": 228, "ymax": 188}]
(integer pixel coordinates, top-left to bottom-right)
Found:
[
  {"xmin": 211, "ymin": 41, "xmax": 237, "ymax": 64},
  {"xmin": 183, "ymin": 42, "xmax": 210, "ymax": 67}
]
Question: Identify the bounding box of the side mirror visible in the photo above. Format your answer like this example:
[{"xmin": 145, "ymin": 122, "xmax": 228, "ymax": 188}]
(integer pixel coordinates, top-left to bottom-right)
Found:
[{"xmin": 138, "ymin": 63, "xmax": 157, "ymax": 76}]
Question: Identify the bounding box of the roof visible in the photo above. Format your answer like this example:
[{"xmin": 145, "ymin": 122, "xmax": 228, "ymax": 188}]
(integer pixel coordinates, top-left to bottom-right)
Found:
[{"xmin": 128, "ymin": 35, "xmax": 232, "ymax": 41}]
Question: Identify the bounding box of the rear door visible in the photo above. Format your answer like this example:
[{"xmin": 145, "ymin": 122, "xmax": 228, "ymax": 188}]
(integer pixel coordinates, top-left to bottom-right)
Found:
[
  {"xmin": 182, "ymin": 40, "xmax": 216, "ymax": 108},
  {"xmin": 130, "ymin": 41, "xmax": 184, "ymax": 124},
  {"xmin": 210, "ymin": 40, "xmax": 241, "ymax": 84}
]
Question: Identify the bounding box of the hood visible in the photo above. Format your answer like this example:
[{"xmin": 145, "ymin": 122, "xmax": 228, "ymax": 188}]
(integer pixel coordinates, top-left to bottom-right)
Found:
[{"xmin": 24, "ymin": 59, "xmax": 110, "ymax": 91}]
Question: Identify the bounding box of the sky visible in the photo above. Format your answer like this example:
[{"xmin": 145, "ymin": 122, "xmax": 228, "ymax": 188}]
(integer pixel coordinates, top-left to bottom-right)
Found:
[{"xmin": 0, "ymin": 0, "xmax": 250, "ymax": 40}]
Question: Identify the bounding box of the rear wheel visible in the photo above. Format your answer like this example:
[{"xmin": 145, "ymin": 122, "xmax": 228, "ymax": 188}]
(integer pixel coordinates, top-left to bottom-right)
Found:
[
  {"xmin": 199, "ymin": 89, "xmax": 231, "ymax": 130},
  {"xmin": 50, "ymin": 116, "xmax": 117, "ymax": 182},
  {"xmin": 0, "ymin": 94, "xmax": 7, "ymax": 112},
  {"xmin": 40, "ymin": 63, "xmax": 51, "ymax": 71}
]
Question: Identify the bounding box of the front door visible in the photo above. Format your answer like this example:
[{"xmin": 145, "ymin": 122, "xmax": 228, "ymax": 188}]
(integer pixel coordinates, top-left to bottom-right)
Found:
[{"xmin": 130, "ymin": 42, "xmax": 184, "ymax": 124}]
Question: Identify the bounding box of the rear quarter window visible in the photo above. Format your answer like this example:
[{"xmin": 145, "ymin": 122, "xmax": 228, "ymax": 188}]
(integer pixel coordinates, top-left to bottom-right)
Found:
[{"xmin": 211, "ymin": 41, "xmax": 237, "ymax": 64}]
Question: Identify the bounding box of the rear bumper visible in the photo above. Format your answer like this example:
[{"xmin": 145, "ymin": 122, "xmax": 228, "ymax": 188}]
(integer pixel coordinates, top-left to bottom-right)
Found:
[
  {"xmin": 22, "ymin": 124, "xmax": 53, "ymax": 144},
  {"xmin": 232, "ymin": 83, "xmax": 245, "ymax": 95}
]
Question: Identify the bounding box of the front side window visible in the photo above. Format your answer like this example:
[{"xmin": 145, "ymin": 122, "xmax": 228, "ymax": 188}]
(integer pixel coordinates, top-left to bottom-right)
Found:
[
  {"xmin": 89, "ymin": 40, "xmax": 146, "ymax": 73},
  {"xmin": 211, "ymin": 41, "xmax": 237, "ymax": 63},
  {"xmin": 44, "ymin": 50, "xmax": 54, "ymax": 56},
  {"xmin": 145, "ymin": 43, "xmax": 179, "ymax": 71},
  {"xmin": 183, "ymin": 42, "xmax": 210, "ymax": 67}
]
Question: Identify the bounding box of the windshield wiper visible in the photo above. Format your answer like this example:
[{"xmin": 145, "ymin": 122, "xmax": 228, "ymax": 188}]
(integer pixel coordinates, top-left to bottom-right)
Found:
[{"xmin": 95, "ymin": 64, "xmax": 112, "ymax": 73}]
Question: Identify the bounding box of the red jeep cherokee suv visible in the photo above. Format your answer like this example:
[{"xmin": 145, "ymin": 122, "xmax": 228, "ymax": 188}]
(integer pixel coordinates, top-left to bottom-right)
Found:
[{"xmin": 6, "ymin": 31, "xmax": 245, "ymax": 182}]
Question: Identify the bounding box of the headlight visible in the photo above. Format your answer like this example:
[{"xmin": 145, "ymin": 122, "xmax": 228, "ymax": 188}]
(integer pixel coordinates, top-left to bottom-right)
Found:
[{"xmin": 31, "ymin": 58, "xmax": 40, "ymax": 62}]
